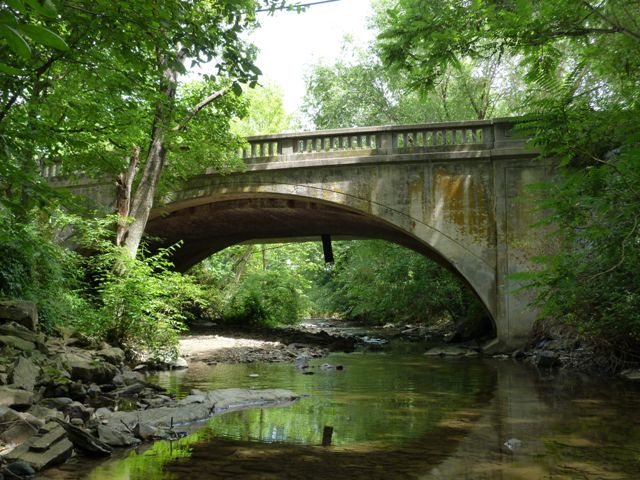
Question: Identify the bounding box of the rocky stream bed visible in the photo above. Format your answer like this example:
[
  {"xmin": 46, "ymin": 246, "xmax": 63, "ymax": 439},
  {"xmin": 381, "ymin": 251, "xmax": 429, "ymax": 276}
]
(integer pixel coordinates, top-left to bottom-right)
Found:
[{"xmin": 2, "ymin": 301, "xmax": 640, "ymax": 479}]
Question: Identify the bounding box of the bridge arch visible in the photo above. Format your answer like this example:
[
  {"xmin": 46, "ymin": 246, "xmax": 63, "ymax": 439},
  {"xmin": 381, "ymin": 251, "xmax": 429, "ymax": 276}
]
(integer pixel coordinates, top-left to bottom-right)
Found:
[{"xmin": 147, "ymin": 181, "xmax": 498, "ymax": 336}]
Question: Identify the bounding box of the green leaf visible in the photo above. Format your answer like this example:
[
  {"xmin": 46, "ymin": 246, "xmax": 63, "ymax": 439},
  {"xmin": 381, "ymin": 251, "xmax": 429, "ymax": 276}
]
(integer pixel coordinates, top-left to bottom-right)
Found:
[
  {"xmin": 4, "ymin": 0, "xmax": 25, "ymax": 14},
  {"xmin": 16, "ymin": 24, "xmax": 69, "ymax": 50},
  {"xmin": 0, "ymin": 24, "xmax": 31, "ymax": 59},
  {"xmin": 231, "ymin": 82, "xmax": 242, "ymax": 96},
  {"xmin": 23, "ymin": 0, "xmax": 57, "ymax": 18},
  {"xmin": 0, "ymin": 62, "xmax": 25, "ymax": 75}
]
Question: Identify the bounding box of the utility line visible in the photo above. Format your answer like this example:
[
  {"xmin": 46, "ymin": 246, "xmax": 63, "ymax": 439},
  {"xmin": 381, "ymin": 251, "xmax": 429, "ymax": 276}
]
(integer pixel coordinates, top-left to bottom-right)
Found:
[{"xmin": 257, "ymin": 0, "xmax": 342, "ymax": 13}]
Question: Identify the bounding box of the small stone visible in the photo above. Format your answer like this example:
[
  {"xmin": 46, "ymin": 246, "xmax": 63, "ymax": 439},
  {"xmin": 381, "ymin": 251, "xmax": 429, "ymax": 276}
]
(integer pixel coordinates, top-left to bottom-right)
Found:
[
  {"xmin": 248, "ymin": 373, "xmax": 259, "ymax": 378},
  {"xmin": 95, "ymin": 407, "xmax": 112, "ymax": 419},
  {"xmin": 171, "ymin": 357, "xmax": 188, "ymax": 369},
  {"xmin": 503, "ymin": 438, "xmax": 523, "ymax": 451},
  {"xmin": 1, "ymin": 460, "xmax": 36, "ymax": 478},
  {"xmin": 64, "ymin": 401, "xmax": 92, "ymax": 423},
  {"xmin": 97, "ymin": 424, "xmax": 140, "ymax": 447},
  {"xmin": 134, "ymin": 422, "xmax": 157, "ymax": 440}
]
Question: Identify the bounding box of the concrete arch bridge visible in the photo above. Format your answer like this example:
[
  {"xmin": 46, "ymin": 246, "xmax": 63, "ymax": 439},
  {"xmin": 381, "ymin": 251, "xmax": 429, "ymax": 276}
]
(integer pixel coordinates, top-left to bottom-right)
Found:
[{"xmin": 48, "ymin": 118, "xmax": 554, "ymax": 350}]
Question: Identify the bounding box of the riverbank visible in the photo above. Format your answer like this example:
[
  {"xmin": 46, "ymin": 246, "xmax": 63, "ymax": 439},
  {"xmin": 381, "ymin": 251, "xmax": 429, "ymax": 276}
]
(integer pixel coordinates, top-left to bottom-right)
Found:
[{"xmin": 0, "ymin": 301, "xmax": 299, "ymax": 477}]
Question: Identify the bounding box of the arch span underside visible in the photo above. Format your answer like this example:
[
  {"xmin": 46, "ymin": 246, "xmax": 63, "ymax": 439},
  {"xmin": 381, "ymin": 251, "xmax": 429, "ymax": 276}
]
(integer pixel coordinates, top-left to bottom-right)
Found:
[{"xmin": 147, "ymin": 182, "xmax": 501, "ymax": 337}]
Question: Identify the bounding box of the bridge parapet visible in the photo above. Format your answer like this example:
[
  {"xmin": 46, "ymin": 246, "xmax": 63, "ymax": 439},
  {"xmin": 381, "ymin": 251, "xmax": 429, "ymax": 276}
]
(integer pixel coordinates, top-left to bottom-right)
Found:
[
  {"xmin": 242, "ymin": 118, "xmax": 525, "ymax": 160},
  {"xmin": 41, "ymin": 118, "xmax": 527, "ymax": 180}
]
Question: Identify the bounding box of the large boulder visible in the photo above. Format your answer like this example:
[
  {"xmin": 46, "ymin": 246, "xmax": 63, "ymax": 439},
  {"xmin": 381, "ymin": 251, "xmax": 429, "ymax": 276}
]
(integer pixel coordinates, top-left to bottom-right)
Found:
[
  {"xmin": 0, "ymin": 386, "xmax": 34, "ymax": 409},
  {"xmin": 61, "ymin": 353, "xmax": 118, "ymax": 384},
  {"xmin": 97, "ymin": 424, "xmax": 140, "ymax": 447},
  {"xmin": 0, "ymin": 406, "xmax": 38, "ymax": 445},
  {"xmin": 0, "ymin": 335, "xmax": 36, "ymax": 352},
  {"xmin": 0, "ymin": 301, "xmax": 38, "ymax": 331},
  {"xmin": 96, "ymin": 347, "xmax": 126, "ymax": 365},
  {"xmin": 0, "ymin": 322, "xmax": 41, "ymax": 344},
  {"xmin": 10, "ymin": 357, "xmax": 40, "ymax": 392},
  {"xmin": 4, "ymin": 422, "xmax": 74, "ymax": 471}
]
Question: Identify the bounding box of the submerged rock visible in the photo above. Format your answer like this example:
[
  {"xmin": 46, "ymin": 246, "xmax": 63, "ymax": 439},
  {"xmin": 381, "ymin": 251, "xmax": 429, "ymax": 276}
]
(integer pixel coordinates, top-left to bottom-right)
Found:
[
  {"xmin": 536, "ymin": 350, "xmax": 561, "ymax": 369},
  {"xmin": 105, "ymin": 388, "xmax": 298, "ymax": 436},
  {"xmin": 619, "ymin": 369, "xmax": 640, "ymax": 381},
  {"xmin": 424, "ymin": 346, "xmax": 468, "ymax": 357}
]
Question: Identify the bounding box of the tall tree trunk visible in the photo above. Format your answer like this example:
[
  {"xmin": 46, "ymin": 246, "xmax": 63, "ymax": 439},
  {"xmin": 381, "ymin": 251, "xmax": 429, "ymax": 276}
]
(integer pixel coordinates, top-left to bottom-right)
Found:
[
  {"xmin": 115, "ymin": 146, "xmax": 140, "ymax": 246},
  {"xmin": 122, "ymin": 54, "xmax": 179, "ymax": 258}
]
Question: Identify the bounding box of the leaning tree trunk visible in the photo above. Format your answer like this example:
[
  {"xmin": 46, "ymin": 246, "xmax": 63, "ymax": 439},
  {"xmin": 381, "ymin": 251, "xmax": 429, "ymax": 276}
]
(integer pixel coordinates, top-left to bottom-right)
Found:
[
  {"xmin": 117, "ymin": 49, "xmax": 226, "ymax": 259},
  {"xmin": 121, "ymin": 55, "xmax": 179, "ymax": 259}
]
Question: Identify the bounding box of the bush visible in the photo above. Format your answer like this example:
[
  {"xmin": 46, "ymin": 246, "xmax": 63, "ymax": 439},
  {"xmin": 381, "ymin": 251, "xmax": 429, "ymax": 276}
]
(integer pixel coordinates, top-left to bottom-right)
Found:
[
  {"xmin": 222, "ymin": 269, "xmax": 306, "ymax": 327},
  {"xmin": 311, "ymin": 240, "xmax": 483, "ymax": 326},
  {"xmin": 77, "ymin": 245, "xmax": 204, "ymax": 361},
  {"xmin": 0, "ymin": 213, "xmax": 91, "ymax": 332}
]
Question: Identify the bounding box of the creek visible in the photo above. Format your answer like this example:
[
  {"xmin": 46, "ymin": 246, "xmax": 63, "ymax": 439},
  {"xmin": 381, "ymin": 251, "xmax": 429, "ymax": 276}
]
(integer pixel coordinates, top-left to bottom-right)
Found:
[{"xmin": 43, "ymin": 346, "xmax": 640, "ymax": 479}]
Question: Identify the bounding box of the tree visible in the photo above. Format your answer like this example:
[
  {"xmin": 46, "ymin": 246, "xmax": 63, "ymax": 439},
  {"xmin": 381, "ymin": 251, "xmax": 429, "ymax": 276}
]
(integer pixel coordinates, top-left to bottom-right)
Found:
[
  {"xmin": 1, "ymin": 1, "xmax": 287, "ymax": 258},
  {"xmin": 301, "ymin": 5, "xmax": 524, "ymax": 130},
  {"xmin": 375, "ymin": 0, "xmax": 640, "ymax": 357}
]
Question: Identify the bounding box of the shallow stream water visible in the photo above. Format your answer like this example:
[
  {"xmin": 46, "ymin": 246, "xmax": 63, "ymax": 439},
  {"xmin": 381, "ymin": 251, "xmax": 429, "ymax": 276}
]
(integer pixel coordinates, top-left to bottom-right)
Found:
[{"xmin": 44, "ymin": 350, "xmax": 640, "ymax": 479}]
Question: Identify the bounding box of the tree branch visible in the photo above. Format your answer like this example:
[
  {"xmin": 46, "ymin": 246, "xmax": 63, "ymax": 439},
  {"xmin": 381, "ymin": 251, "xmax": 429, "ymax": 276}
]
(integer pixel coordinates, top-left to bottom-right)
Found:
[
  {"xmin": 173, "ymin": 88, "xmax": 227, "ymax": 132},
  {"xmin": 581, "ymin": 1, "xmax": 640, "ymax": 42}
]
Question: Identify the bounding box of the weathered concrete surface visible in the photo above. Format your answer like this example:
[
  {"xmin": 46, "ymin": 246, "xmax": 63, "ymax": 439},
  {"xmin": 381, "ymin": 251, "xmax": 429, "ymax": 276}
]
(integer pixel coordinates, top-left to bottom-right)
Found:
[{"xmin": 48, "ymin": 119, "xmax": 555, "ymax": 349}]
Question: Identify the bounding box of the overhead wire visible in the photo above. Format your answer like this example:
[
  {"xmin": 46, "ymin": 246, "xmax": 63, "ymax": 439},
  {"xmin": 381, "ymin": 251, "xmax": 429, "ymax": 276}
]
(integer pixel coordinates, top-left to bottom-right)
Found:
[{"xmin": 256, "ymin": 0, "xmax": 342, "ymax": 13}]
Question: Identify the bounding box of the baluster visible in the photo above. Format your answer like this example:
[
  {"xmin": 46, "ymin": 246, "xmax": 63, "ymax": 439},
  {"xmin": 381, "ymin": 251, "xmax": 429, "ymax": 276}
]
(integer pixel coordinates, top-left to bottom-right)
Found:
[
  {"xmin": 397, "ymin": 132, "xmax": 405, "ymax": 149},
  {"xmin": 250, "ymin": 143, "xmax": 258, "ymax": 158}
]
